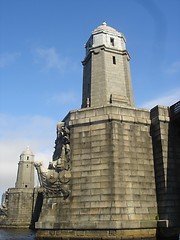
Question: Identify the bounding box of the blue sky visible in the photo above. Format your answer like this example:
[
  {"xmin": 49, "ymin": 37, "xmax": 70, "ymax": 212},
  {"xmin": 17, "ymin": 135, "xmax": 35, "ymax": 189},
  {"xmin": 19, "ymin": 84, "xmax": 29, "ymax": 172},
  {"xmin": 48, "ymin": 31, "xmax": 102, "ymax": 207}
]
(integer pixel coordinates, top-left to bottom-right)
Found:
[{"xmin": 0, "ymin": 0, "xmax": 180, "ymax": 197}]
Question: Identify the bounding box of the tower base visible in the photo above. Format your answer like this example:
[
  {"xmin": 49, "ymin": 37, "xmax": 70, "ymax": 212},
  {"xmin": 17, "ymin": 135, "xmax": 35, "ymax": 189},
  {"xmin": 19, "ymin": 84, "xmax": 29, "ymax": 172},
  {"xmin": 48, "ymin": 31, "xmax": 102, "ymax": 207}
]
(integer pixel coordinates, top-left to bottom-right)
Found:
[{"xmin": 36, "ymin": 228, "xmax": 157, "ymax": 240}]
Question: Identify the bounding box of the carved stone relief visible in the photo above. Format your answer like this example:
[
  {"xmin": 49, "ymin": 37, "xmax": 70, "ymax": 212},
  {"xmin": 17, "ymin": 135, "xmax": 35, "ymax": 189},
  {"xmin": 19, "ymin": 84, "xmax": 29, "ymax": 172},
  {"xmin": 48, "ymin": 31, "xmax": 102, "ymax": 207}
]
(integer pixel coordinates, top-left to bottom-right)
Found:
[{"xmin": 35, "ymin": 122, "xmax": 71, "ymax": 199}]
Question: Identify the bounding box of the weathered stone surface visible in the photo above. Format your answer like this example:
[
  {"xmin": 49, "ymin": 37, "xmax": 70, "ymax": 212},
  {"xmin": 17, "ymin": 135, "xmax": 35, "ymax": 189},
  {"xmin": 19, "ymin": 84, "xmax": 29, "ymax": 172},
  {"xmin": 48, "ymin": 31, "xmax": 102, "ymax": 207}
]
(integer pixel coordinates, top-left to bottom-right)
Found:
[
  {"xmin": 36, "ymin": 228, "xmax": 157, "ymax": 240},
  {"xmin": 0, "ymin": 188, "xmax": 35, "ymax": 227},
  {"xmin": 36, "ymin": 105, "xmax": 157, "ymax": 239},
  {"xmin": 151, "ymin": 105, "xmax": 180, "ymax": 229}
]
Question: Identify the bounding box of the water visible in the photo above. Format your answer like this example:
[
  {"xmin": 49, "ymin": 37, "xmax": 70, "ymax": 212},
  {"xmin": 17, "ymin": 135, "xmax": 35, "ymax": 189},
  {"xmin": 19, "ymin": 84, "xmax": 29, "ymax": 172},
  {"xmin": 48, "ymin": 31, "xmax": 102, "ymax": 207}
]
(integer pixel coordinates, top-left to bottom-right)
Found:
[
  {"xmin": 0, "ymin": 229, "xmax": 157, "ymax": 239},
  {"xmin": 0, "ymin": 229, "xmax": 175, "ymax": 240},
  {"xmin": 0, "ymin": 229, "xmax": 35, "ymax": 240},
  {"xmin": 0, "ymin": 229, "xmax": 157, "ymax": 240}
]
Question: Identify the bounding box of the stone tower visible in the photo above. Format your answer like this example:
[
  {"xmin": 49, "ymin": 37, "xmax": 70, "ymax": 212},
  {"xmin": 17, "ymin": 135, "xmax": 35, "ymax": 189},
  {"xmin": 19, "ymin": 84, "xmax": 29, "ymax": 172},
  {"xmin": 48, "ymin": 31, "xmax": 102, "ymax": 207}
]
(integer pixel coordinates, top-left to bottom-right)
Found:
[
  {"xmin": 82, "ymin": 22, "xmax": 134, "ymax": 108},
  {"xmin": 15, "ymin": 146, "xmax": 34, "ymax": 188},
  {"xmin": 0, "ymin": 147, "xmax": 36, "ymax": 227},
  {"xmin": 36, "ymin": 23, "xmax": 158, "ymax": 239}
]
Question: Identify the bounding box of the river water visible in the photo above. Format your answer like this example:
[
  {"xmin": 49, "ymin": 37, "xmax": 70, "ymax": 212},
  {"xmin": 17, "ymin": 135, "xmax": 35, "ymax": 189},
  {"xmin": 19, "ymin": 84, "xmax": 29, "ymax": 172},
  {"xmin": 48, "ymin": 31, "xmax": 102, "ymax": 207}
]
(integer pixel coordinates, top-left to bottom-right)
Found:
[
  {"xmin": 0, "ymin": 228, "xmax": 173, "ymax": 240},
  {"xmin": 0, "ymin": 229, "xmax": 35, "ymax": 240}
]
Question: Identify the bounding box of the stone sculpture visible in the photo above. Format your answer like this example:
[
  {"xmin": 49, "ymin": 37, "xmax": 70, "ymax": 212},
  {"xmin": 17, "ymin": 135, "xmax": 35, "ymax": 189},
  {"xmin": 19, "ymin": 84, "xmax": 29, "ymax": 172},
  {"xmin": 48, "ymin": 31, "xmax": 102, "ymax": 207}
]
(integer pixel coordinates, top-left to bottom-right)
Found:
[{"xmin": 35, "ymin": 122, "xmax": 71, "ymax": 199}]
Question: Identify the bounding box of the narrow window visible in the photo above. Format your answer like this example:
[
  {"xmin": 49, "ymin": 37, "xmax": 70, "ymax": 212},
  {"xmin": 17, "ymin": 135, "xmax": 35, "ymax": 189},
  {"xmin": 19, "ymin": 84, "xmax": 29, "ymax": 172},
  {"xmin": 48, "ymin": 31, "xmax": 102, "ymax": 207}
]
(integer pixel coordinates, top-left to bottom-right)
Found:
[
  {"xmin": 25, "ymin": 185, "xmax": 27, "ymax": 188},
  {"xmin": 112, "ymin": 56, "xmax": 116, "ymax": 64},
  {"xmin": 88, "ymin": 83, "xmax": 90, "ymax": 94},
  {"xmin": 110, "ymin": 37, "xmax": 115, "ymax": 46},
  {"xmin": 27, "ymin": 156, "xmax": 29, "ymax": 160}
]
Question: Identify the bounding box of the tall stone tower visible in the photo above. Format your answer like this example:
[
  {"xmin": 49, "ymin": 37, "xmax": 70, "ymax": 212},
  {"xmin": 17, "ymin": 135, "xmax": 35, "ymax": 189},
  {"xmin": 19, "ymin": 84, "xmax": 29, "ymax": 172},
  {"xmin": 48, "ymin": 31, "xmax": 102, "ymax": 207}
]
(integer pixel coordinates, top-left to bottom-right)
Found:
[
  {"xmin": 82, "ymin": 22, "xmax": 134, "ymax": 108},
  {"xmin": 15, "ymin": 146, "xmax": 34, "ymax": 188},
  {"xmin": 36, "ymin": 23, "xmax": 158, "ymax": 240}
]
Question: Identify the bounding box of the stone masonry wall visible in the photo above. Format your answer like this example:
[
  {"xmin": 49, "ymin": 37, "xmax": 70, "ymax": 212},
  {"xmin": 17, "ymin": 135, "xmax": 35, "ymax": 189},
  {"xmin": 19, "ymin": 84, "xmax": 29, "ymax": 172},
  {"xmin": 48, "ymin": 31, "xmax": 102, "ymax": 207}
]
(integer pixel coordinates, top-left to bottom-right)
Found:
[
  {"xmin": 67, "ymin": 105, "xmax": 157, "ymax": 229},
  {"xmin": 36, "ymin": 105, "xmax": 157, "ymax": 235},
  {"xmin": 0, "ymin": 188, "xmax": 34, "ymax": 227},
  {"xmin": 82, "ymin": 54, "xmax": 91, "ymax": 108},
  {"xmin": 91, "ymin": 49, "xmax": 107, "ymax": 107},
  {"xmin": 151, "ymin": 106, "xmax": 180, "ymax": 230}
]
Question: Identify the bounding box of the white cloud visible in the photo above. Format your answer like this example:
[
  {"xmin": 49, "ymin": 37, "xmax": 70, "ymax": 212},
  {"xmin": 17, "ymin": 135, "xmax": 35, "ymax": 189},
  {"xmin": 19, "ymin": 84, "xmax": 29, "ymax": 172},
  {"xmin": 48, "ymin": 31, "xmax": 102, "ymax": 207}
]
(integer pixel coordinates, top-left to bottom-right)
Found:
[
  {"xmin": 0, "ymin": 114, "xmax": 57, "ymax": 198},
  {"xmin": 0, "ymin": 52, "xmax": 21, "ymax": 68},
  {"xmin": 141, "ymin": 88, "xmax": 180, "ymax": 109},
  {"xmin": 166, "ymin": 61, "xmax": 180, "ymax": 74},
  {"xmin": 35, "ymin": 47, "xmax": 68, "ymax": 72}
]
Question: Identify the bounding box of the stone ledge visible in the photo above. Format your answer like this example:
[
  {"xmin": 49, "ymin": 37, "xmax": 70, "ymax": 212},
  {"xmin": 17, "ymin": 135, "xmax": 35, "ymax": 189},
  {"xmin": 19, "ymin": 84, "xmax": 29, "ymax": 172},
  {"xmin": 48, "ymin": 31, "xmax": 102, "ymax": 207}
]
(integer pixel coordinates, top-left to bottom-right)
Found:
[
  {"xmin": 36, "ymin": 220, "xmax": 157, "ymax": 230},
  {"xmin": 66, "ymin": 105, "xmax": 151, "ymax": 127},
  {"xmin": 36, "ymin": 228, "xmax": 157, "ymax": 240}
]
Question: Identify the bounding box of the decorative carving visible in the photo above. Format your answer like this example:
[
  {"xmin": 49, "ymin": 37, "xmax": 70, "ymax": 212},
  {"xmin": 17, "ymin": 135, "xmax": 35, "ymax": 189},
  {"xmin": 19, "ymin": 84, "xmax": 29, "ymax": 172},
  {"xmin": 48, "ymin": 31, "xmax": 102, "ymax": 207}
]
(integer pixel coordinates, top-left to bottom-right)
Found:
[
  {"xmin": 34, "ymin": 122, "xmax": 71, "ymax": 199},
  {"xmin": 53, "ymin": 122, "xmax": 70, "ymax": 162},
  {"xmin": 0, "ymin": 191, "xmax": 8, "ymax": 216}
]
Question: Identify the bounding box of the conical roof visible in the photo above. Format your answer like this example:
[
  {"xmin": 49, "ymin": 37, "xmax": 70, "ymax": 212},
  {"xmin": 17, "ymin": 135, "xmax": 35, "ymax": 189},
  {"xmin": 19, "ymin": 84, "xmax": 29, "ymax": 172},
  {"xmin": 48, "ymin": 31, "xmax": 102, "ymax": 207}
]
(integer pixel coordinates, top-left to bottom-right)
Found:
[
  {"xmin": 92, "ymin": 22, "xmax": 120, "ymax": 35},
  {"xmin": 21, "ymin": 146, "xmax": 34, "ymax": 156}
]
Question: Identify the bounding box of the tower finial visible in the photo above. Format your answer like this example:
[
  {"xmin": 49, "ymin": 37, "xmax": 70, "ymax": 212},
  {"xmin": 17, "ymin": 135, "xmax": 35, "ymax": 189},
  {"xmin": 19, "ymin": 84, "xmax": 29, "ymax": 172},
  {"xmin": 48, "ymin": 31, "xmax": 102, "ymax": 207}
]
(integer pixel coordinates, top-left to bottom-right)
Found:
[{"xmin": 102, "ymin": 21, "xmax": 107, "ymax": 26}]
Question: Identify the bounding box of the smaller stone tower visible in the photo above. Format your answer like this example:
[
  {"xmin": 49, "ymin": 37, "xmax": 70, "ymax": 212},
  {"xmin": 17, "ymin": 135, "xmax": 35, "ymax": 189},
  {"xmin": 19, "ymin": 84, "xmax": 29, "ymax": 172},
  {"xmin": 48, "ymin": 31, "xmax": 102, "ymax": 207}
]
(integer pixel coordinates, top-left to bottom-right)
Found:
[
  {"xmin": 0, "ymin": 147, "xmax": 36, "ymax": 227},
  {"xmin": 15, "ymin": 146, "xmax": 34, "ymax": 188}
]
